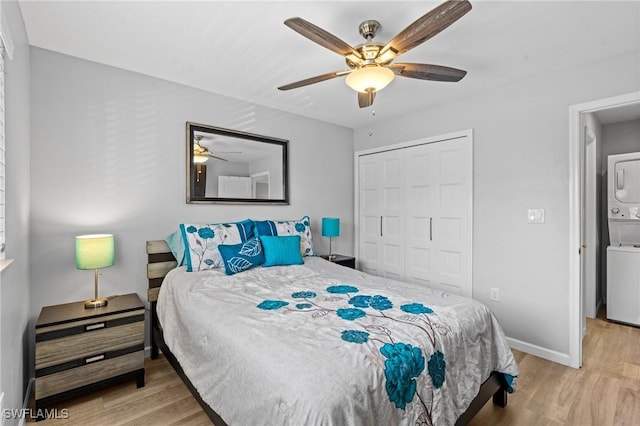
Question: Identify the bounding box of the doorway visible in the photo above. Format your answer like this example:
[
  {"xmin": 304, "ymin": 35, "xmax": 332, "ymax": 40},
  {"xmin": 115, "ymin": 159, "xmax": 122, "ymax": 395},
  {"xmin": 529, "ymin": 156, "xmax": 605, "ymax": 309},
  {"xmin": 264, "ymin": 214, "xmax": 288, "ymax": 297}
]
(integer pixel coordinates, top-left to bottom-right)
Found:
[{"xmin": 569, "ymin": 91, "xmax": 640, "ymax": 368}]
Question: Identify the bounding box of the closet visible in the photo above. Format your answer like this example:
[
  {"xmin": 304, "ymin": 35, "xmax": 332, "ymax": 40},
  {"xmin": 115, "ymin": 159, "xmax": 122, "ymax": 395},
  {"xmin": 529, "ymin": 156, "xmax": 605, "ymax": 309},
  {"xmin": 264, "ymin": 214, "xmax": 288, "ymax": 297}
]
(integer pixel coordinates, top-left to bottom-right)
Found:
[{"xmin": 356, "ymin": 130, "xmax": 473, "ymax": 297}]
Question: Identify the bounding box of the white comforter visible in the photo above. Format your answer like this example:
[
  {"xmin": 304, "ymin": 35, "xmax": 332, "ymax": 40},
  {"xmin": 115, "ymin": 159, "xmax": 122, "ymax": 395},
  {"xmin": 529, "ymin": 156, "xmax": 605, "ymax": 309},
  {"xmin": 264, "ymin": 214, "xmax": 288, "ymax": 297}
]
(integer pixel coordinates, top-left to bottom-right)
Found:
[{"xmin": 157, "ymin": 257, "xmax": 519, "ymax": 426}]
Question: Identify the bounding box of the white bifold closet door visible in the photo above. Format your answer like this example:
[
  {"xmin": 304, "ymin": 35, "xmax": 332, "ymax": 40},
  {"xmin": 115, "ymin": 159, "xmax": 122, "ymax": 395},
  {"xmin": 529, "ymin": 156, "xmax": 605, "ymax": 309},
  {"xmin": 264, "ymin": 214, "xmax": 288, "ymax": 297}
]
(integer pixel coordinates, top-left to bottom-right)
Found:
[{"xmin": 357, "ymin": 132, "xmax": 472, "ymax": 297}]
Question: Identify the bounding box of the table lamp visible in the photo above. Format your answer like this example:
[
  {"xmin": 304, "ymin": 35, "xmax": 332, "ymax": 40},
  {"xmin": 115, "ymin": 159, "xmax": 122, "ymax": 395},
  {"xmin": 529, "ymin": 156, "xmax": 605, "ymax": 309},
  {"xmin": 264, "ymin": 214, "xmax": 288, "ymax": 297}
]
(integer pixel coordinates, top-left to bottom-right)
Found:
[
  {"xmin": 76, "ymin": 234, "xmax": 114, "ymax": 309},
  {"xmin": 322, "ymin": 217, "xmax": 340, "ymax": 261}
]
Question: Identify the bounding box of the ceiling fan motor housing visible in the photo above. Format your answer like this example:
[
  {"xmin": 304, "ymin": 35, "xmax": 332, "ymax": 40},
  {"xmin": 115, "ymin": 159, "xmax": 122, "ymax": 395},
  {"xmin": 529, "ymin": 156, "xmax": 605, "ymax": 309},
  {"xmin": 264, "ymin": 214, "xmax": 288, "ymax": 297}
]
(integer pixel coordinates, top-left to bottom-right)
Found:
[{"xmin": 359, "ymin": 20, "xmax": 381, "ymax": 40}]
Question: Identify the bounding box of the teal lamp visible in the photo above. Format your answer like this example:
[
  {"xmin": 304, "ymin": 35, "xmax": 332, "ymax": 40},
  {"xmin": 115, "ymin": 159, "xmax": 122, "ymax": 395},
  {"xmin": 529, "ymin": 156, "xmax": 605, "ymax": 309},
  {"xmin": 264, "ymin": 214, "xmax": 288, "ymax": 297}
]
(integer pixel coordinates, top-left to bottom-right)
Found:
[
  {"xmin": 322, "ymin": 218, "xmax": 340, "ymax": 261},
  {"xmin": 76, "ymin": 234, "xmax": 115, "ymax": 309}
]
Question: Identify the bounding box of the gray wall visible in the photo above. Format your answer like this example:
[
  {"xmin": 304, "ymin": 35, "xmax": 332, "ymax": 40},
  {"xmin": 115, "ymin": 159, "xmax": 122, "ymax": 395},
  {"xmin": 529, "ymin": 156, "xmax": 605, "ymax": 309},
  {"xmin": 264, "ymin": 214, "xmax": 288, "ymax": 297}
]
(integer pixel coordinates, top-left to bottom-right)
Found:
[
  {"xmin": 602, "ymin": 119, "xmax": 640, "ymax": 157},
  {"xmin": 0, "ymin": 0, "xmax": 31, "ymax": 419},
  {"xmin": 29, "ymin": 47, "xmax": 354, "ymax": 365},
  {"xmin": 354, "ymin": 52, "xmax": 639, "ymax": 360}
]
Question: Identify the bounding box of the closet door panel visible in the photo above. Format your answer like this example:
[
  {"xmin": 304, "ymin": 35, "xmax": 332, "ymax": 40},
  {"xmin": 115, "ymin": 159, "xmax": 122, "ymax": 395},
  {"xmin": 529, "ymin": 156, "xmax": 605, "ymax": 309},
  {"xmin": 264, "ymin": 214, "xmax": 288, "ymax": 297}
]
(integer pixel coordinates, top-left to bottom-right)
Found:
[
  {"xmin": 358, "ymin": 156, "xmax": 382, "ymax": 276},
  {"xmin": 405, "ymin": 146, "xmax": 436, "ymax": 285},
  {"xmin": 358, "ymin": 151, "xmax": 405, "ymax": 279},
  {"xmin": 432, "ymin": 140, "xmax": 472, "ymax": 297},
  {"xmin": 380, "ymin": 151, "xmax": 405, "ymax": 279}
]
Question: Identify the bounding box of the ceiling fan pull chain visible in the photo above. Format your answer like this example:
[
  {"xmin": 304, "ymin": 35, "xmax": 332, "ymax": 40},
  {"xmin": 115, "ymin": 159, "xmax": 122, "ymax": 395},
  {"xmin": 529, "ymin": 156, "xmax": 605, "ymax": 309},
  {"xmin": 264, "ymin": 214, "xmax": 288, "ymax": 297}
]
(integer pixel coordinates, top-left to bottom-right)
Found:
[{"xmin": 368, "ymin": 109, "xmax": 376, "ymax": 137}]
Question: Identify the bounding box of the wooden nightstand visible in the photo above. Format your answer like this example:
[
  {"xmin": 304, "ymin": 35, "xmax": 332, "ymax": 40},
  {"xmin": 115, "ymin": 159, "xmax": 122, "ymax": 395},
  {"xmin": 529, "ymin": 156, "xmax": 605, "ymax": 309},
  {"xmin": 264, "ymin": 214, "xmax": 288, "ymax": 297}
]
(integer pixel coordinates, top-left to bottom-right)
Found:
[
  {"xmin": 35, "ymin": 293, "xmax": 145, "ymax": 417},
  {"xmin": 320, "ymin": 254, "xmax": 356, "ymax": 269}
]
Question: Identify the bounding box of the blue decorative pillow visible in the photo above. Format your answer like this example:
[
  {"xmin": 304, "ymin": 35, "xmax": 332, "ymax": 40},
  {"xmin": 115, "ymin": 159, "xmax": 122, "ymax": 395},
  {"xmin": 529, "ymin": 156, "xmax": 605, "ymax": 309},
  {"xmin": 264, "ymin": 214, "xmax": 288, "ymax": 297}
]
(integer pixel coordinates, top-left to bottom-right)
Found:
[
  {"xmin": 165, "ymin": 230, "xmax": 186, "ymax": 266},
  {"xmin": 253, "ymin": 215, "xmax": 315, "ymax": 256},
  {"xmin": 218, "ymin": 237, "xmax": 265, "ymax": 275},
  {"xmin": 180, "ymin": 219, "xmax": 255, "ymax": 272},
  {"xmin": 260, "ymin": 235, "xmax": 304, "ymax": 267}
]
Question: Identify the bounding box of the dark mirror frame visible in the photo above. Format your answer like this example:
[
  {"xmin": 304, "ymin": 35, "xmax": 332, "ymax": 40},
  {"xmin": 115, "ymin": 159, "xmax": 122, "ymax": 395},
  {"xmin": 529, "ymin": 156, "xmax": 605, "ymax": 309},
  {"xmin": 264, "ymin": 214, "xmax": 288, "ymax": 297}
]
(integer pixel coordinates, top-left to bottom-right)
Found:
[{"xmin": 186, "ymin": 122, "xmax": 289, "ymax": 204}]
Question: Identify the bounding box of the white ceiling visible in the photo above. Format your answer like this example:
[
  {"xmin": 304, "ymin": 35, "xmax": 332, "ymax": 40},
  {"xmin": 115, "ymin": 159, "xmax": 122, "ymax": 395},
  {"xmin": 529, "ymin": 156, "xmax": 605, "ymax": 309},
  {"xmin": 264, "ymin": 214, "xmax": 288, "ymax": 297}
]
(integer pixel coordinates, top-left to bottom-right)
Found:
[{"xmin": 18, "ymin": 0, "xmax": 640, "ymax": 129}]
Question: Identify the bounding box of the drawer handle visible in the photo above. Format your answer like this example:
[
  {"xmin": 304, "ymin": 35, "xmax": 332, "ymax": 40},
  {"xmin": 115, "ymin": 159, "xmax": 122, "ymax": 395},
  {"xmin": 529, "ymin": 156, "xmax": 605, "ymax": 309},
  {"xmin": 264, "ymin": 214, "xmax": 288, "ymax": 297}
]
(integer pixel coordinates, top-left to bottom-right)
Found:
[
  {"xmin": 85, "ymin": 354, "xmax": 105, "ymax": 364},
  {"xmin": 85, "ymin": 322, "xmax": 105, "ymax": 331}
]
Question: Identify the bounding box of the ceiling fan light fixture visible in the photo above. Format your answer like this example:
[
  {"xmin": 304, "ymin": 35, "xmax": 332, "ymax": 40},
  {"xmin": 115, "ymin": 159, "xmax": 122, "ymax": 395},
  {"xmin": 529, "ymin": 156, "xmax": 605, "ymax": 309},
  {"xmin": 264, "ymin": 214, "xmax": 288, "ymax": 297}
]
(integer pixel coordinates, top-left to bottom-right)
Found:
[
  {"xmin": 345, "ymin": 66, "xmax": 395, "ymax": 93},
  {"xmin": 193, "ymin": 154, "xmax": 208, "ymax": 164}
]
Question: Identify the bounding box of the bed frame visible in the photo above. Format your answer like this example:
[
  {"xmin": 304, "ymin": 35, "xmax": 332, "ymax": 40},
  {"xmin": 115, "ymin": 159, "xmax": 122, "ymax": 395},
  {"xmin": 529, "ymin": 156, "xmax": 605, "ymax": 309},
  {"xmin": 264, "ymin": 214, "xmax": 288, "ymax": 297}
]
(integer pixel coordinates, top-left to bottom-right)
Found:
[{"xmin": 146, "ymin": 240, "xmax": 508, "ymax": 426}]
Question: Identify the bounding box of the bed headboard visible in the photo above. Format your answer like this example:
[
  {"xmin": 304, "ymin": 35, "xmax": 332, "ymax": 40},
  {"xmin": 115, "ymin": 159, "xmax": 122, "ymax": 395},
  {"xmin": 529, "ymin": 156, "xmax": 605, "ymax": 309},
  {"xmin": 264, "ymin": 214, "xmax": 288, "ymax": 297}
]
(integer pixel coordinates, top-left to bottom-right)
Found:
[{"xmin": 146, "ymin": 240, "xmax": 177, "ymax": 303}]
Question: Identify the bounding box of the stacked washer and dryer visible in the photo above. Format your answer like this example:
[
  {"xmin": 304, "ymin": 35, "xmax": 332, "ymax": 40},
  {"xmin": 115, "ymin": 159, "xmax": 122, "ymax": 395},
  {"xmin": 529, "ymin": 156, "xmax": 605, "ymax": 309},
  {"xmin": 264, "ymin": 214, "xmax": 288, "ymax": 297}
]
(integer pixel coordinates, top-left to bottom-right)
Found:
[{"xmin": 606, "ymin": 151, "xmax": 640, "ymax": 326}]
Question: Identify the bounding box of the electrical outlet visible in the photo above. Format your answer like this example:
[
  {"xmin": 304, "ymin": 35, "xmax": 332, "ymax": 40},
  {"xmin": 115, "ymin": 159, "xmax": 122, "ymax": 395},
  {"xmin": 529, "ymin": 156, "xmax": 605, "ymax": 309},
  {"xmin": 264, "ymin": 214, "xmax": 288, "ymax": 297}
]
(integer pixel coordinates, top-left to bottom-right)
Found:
[{"xmin": 490, "ymin": 288, "xmax": 499, "ymax": 301}]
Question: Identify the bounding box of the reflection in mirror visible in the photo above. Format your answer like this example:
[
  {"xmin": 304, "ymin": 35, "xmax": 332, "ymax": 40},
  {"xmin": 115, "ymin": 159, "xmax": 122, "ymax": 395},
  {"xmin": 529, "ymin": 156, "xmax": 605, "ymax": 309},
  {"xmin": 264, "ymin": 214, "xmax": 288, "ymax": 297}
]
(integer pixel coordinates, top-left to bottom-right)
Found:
[{"xmin": 186, "ymin": 122, "xmax": 289, "ymax": 204}]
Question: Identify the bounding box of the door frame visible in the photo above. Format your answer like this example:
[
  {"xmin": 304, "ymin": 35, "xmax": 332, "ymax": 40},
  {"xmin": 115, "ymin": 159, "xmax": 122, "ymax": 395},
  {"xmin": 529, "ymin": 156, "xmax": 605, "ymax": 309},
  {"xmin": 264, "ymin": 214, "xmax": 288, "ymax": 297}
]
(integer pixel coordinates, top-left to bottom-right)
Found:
[
  {"xmin": 568, "ymin": 91, "xmax": 640, "ymax": 368},
  {"xmin": 354, "ymin": 129, "xmax": 473, "ymax": 294}
]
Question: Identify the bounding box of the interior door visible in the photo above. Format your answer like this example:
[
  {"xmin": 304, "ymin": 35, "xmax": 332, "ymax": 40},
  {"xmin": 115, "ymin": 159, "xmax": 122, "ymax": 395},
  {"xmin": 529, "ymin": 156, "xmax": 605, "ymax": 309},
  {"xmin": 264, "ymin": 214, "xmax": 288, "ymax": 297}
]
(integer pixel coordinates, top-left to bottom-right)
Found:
[
  {"xmin": 405, "ymin": 139, "xmax": 473, "ymax": 297},
  {"xmin": 358, "ymin": 150, "xmax": 405, "ymax": 280},
  {"xmin": 404, "ymin": 144, "xmax": 435, "ymax": 286},
  {"xmin": 584, "ymin": 126, "xmax": 598, "ymax": 319},
  {"xmin": 218, "ymin": 176, "xmax": 252, "ymax": 198}
]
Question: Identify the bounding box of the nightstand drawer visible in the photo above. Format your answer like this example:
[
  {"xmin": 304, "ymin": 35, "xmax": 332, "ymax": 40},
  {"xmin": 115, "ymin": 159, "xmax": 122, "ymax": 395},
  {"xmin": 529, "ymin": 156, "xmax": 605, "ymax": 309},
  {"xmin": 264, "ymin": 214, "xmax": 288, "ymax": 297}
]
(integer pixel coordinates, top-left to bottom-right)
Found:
[
  {"xmin": 36, "ymin": 319, "xmax": 144, "ymax": 368},
  {"xmin": 36, "ymin": 350, "xmax": 144, "ymax": 399}
]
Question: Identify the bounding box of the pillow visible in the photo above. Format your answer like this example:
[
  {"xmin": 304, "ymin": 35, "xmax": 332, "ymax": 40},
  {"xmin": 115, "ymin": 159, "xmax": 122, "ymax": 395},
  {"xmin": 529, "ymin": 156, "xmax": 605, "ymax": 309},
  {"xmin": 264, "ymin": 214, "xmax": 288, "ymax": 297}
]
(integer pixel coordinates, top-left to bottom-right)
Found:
[
  {"xmin": 254, "ymin": 215, "xmax": 315, "ymax": 256},
  {"xmin": 165, "ymin": 230, "xmax": 186, "ymax": 266},
  {"xmin": 180, "ymin": 219, "xmax": 255, "ymax": 272},
  {"xmin": 218, "ymin": 237, "xmax": 265, "ymax": 275},
  {"xmin": 260, "ymin": 235, "xmax": 304, "ymax": 267}
]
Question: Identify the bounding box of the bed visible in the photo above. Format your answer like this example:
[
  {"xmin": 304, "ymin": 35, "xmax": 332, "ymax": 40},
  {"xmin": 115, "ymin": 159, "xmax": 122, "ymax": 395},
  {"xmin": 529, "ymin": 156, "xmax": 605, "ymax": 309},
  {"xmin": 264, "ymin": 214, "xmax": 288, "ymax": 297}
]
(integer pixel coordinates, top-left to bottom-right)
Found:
[{"xmin": 146, "ymin": 239, "xmax": 518, "ymax": 426}]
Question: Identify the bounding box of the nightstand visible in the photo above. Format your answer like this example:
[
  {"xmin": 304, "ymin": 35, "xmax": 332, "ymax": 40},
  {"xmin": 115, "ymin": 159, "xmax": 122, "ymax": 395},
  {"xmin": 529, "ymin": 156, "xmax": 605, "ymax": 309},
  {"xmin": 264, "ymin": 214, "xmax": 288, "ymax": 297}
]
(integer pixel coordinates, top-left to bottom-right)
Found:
[
  {"xmin": 320, "ymin": 254, "xmax": 356, "ymax": 269},
  {"xmin": 35, "ymin": 293, "xmax": 145, "ymax": 417}
]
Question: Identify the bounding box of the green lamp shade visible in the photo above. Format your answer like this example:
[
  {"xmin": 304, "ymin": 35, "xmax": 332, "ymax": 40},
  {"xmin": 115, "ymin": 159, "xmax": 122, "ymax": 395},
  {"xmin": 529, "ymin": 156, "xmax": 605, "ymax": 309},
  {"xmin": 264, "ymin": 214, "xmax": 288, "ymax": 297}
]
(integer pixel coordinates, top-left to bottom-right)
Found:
[
  {"xmin": 322, "ymin": 218, "xmax": 340, "ymax": 238},
  {"xmin": 76, "ymin": 234, "xmax": 115, "ymax": 270}
]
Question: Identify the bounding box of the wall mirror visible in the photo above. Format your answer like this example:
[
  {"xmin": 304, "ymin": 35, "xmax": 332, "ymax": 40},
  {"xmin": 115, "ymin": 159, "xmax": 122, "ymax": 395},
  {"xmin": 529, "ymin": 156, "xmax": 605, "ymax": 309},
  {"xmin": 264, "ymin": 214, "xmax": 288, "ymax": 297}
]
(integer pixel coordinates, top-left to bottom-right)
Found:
[{"xmin": 186, "ymin": 122, "xmax": 289, "ymax": 204}]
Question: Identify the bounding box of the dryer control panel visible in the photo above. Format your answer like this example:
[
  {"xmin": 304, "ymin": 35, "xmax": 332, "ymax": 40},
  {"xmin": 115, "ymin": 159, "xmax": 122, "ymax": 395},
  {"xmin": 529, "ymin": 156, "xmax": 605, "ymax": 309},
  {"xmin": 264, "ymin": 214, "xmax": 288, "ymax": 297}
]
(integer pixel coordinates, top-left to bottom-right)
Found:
[
  {"xmin": 609, "ymin": 206, "xmax": 640, "ymax": 220},
  {"xmin": 608, "ymin": 152, "xmax": 640, "ymax": 246}
]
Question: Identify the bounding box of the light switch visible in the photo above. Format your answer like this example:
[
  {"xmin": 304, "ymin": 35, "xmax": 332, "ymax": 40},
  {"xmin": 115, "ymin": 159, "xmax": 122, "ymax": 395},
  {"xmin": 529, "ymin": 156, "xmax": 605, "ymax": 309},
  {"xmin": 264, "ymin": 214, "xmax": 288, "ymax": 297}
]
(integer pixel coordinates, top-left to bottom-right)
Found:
[{"xmin": 528, "ymin": 209, "xmax": 545, "ymax": 224}]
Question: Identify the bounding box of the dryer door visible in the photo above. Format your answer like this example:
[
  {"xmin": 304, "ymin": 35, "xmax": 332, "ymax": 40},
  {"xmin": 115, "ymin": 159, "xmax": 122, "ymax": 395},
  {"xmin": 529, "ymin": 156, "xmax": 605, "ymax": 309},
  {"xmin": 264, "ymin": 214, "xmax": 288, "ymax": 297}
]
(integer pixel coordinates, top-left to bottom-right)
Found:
[{"xmin": 614, "ymin": 157, "xmax": 640, "ymax": 203}]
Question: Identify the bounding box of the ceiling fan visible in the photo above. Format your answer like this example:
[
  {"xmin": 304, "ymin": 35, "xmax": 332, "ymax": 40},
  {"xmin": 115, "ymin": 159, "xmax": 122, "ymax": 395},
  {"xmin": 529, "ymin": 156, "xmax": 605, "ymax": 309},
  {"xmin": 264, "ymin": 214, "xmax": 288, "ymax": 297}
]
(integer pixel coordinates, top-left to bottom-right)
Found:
[
  {"xmin": 193, "ymin": 135, "xmax": 241, "ymax": 163},
  {"xmin": 278, "ymin": 0, "xmax": 472, "ymax": 108}
]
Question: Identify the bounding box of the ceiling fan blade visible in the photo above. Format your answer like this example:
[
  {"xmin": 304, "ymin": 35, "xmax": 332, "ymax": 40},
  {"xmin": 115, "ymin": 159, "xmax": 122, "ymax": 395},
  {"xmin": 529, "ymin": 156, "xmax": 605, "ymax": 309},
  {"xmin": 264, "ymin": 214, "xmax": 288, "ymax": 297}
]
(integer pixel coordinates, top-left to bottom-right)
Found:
[
  {"xmin": 285, "ymin": 17, "xmax": 363, "ymax": 61},
  {"xmin": 207, "ymin": 154, "xmax": 228, "ymax": 162},
  {"xmin": 278, "ymin": 70, "xmax": 351, "ymax": 91},
  {"xmin": 390, "ymin": 63, "xmax": 467, "ymax": 82},
  {"xmin": 358, "ymin": 91, "xmax": 376, "ymax": 108},
  {"xmin": 379, "ymin": 0, "xmax": 472, "ymax": 59}
]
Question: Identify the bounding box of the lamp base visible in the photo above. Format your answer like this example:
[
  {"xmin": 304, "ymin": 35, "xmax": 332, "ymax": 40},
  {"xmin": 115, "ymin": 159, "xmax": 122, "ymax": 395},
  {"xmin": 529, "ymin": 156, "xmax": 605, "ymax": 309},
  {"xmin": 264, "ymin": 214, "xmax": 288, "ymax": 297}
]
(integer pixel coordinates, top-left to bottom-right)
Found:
[
  {"xmin": 84, "ymin": 298, "xmax": 108, "ymax": 309},
  {"xmin": 328, "ymin": 254, "xmax": 336, "ymax": 261}
]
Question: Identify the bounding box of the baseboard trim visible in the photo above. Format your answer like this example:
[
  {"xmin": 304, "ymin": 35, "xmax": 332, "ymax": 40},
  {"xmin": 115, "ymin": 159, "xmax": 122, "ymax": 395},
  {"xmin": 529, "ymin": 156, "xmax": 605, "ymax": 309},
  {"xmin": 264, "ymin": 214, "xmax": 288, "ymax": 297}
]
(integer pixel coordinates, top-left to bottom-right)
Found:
[{"xmin": 506, "ymin": 337, "xmax": 572, "ymax": 367}]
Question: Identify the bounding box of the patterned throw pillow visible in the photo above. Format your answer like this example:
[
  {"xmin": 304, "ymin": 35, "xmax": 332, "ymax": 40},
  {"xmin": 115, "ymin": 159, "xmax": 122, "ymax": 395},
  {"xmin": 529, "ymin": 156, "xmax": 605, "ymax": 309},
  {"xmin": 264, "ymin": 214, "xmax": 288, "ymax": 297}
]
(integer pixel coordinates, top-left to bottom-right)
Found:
[
  {"xmin": 253, "ymin": 215, "xmax": 315, "ymax": 256},
  {"xmin": 180, "ymin": 220, "xmax": 254, "ymax": 272},
  {"xmin": 218, "ymin": 237, "xmax": 265, "ymax": 275},
  {"xmin": 259, "ymin": 235, "xmax": 304, "ymax": 267}
]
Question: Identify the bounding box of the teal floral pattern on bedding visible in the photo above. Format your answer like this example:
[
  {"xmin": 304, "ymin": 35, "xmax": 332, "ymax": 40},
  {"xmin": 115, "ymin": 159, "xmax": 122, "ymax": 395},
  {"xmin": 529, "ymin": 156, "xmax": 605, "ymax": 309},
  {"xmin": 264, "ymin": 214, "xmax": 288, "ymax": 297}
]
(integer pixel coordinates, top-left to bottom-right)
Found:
[
  {"xmin": 253, "ymin": 215, "xmax": 315, "ymax": 256},
  {"xmin": 257, "ymin": 285, "xmax": 455, "ymax": 425},
  {"xmin": 180, "ymin": 220, "xmax": 254, "ymax": 272}
]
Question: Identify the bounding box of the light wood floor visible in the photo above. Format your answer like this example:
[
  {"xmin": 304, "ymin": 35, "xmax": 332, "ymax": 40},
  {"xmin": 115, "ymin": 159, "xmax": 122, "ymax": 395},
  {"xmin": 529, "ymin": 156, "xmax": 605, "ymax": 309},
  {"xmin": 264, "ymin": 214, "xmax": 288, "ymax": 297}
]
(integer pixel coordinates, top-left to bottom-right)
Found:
[{"xmin": 31, "ymin": 309, "xmax": 640, "ymax": 426}]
